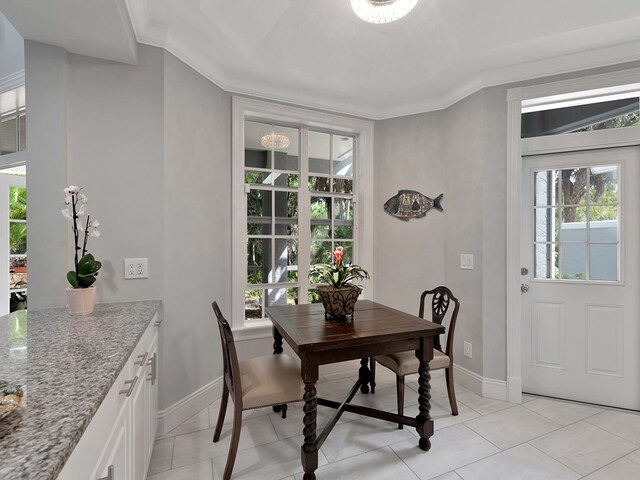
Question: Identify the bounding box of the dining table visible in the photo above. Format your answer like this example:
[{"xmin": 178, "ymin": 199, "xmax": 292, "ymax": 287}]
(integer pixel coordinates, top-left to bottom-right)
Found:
[{"xmin": 265, "ymin": 299, "xmax": 446, "ymax": 480}]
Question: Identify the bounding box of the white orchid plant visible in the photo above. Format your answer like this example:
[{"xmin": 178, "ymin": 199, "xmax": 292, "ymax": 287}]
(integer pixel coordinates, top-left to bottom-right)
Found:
[{"xmin": 62, "ymin": 186, "xmax": 102, "ymax": 288}]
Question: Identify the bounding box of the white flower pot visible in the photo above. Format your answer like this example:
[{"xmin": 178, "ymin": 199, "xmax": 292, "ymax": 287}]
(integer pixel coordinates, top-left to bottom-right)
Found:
[{"xmin": 66, "ymin": 286, "xmax": 97, "ymax": 315}]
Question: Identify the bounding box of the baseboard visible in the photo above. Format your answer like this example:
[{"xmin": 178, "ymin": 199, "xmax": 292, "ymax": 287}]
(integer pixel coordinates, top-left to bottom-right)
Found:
[
  {"xmin": 157, "ymin": 375, "xmax": 223, "ymax": 436},
  {"xmin": 453, "ymin": 364, "xmax": 508, "ymax": 401}
]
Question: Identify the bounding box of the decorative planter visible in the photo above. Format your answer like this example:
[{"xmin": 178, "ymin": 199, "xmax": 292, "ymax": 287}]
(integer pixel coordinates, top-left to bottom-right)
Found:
[
  {"xmin": 316, "ymin": 284, "xmax": 362, "ymax": 319},
  {"xmin": 66, "ymin": 285, "xmax": 97, "ymax": 315}
]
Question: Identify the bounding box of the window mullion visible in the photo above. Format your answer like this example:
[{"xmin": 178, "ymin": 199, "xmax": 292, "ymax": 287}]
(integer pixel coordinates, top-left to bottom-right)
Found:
[{"xmin": 298, "ymin": 128, "xmax": 311, "ymax": 303}]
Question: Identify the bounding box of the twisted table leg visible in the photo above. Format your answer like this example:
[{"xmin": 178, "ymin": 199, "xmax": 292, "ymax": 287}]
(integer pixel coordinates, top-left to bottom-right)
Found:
[
  {"xmin": 302, "ymin": 382, "xmax": 318, "ymax": 479},
  {"xmin": 417, "ymin": 360, "xmax": 433, "ymax": 451},
  {"xmin": 359, "ymin": 357, "xmax": 371, "ymax": 394}
]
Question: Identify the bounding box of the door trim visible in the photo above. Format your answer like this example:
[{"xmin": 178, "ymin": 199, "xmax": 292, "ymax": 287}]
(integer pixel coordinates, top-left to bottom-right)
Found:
[{"xmin": 505, "ymin": 68, "xmax": 640, "ymax": 404}]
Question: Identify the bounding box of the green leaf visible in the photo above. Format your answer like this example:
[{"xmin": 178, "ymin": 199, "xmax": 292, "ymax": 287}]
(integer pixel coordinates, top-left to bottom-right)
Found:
[
  {"xmin": 78, "ymin": 275, "xmax": 96, "ymax": 288},
  {"xmin": 78, "ymin": 253, "xmax": 95, "ymax": 267},
  {"xmin": 67, "ymin": 271, "xmax": 79, "ymax": 288}
]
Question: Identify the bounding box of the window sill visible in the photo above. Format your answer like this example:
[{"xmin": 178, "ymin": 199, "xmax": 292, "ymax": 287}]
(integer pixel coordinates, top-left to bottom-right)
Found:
[{"xmin": 232, "ymin": 319, "xmax": 273, "ymax": 342}]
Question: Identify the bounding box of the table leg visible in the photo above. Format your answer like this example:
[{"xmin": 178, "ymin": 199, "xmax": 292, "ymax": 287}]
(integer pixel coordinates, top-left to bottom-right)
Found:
[
  {"xmin": 301, "ymin": 357, "xmax": 319, "ymax": 480},
  {"xmin": 415, "ymin": 337, "xmax": 434, "ymax": 451},
  {"xmin": 273, "ymin": 326, "xmax": 283, "ymax": 354},
  {"xmin": 359, "ymin": 357, "xmax": 371, "ymax": 394}
]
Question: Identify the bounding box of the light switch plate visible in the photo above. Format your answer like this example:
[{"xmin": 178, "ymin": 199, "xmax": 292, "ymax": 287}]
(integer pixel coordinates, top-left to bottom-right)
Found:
[
  {"xmin": 460, "ymin": 254, "xmax": 474, "ymax": 270},
  {"xmin": 464, "ymin": 341, "xmax": 472, "ymax": 358}
]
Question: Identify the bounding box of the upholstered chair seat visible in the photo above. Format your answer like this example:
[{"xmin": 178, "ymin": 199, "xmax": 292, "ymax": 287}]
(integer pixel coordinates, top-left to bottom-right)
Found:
[
  {"xmin": 239, "ymin": 354, "xmax": 304, "ymax": 410},
  {"xmin": 375, "ymin": 349, "xmax": 450, "ymax": 377}
]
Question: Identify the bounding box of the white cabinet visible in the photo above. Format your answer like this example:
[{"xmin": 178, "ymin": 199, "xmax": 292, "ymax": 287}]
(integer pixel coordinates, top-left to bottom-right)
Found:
[{"xmin": 58, "ymin": 314, "xmax": 161, "ymax": 480}]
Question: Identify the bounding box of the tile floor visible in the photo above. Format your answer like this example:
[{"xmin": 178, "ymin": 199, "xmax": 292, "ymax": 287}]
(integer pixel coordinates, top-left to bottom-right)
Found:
[{"xmin": 147, "ymin": 367, "xmax": 640, "ymax": 480}]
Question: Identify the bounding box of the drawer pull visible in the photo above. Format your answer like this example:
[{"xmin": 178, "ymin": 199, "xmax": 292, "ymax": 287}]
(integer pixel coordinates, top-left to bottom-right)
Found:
[
  {"xmin": 146, "ymin": 352, "xmax": 157, "ymax": 385},
  {"xmin": 119, "ymin": 376, "xmax": 138, "ymax": 397},
  {"xmin": 154, "ymin": 319, "xmax": 163, "ymax": 327},
  {"xmin": 97, "ymin": 465, "xmax": 114, "ymax": 480},
  {"xmin": 134, "ymin": 352, "xmax": 148, "ymax": 366}
]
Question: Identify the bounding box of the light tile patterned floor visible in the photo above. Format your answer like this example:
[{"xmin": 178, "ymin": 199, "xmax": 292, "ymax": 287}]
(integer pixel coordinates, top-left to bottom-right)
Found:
[{"xmin": 147, "ymin": 367, "xmax": 640, "ymax": 480}]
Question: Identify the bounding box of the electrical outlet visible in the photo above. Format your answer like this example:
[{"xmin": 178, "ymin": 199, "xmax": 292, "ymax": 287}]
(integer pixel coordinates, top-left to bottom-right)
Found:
[
  {"xmin": 124, "ymin": 258, "xmax": 148, "ymax": 279},
  {"xmin": 463, "ymin": 341, "xmax": 472, "ymax": 359}
]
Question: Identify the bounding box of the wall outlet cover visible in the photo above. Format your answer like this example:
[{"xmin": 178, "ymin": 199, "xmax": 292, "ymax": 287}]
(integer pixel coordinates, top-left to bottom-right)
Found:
[
  {"xmin": 124, "ymin": 258, "xmax": 148, "ymax": 279},
  {"xmin": 463, "ymin": 341, "xmax": 472, "ymax": 358}
]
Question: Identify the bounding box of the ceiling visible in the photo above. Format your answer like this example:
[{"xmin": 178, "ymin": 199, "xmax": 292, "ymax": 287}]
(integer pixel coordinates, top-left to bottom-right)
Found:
[{"xmin": 3, "ymin": 0, "xmax": 640, "ymax": 119}]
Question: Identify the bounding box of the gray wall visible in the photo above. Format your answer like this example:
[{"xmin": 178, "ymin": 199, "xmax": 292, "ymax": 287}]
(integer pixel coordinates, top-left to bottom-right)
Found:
[
  {"xmin": 162, "ymin": 51, "xmax": 231, "ymax": 408},
  {"xmin": 66, "ymin": 46, "xmax": 165, "ymax": 304},
  {"xmin": 373, "ymin": 113, "xmax": 446, "ymax": 313},
  {"xmin": 0, "ymin": 12, "xmax": 23, "ymax": 80},
  {"xmin": 25, "ymin": 42, "xmax": 68, "ymax": 310}
]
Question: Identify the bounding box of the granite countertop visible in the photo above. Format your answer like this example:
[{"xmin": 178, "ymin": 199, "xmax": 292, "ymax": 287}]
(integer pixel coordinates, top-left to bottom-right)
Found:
[{"xmin": 0, "ymin": 300, "xmax": 162, "ymax": 479}]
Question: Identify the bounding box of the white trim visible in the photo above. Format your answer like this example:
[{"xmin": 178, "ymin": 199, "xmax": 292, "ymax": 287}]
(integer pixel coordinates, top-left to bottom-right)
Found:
[
  {"xmin": 0, "ymin": 71, "xmax": 25, "ymax": 95},
  {"xmin": 506, "ymin": 67, "xmax": 640, "ymax": 407},
  {"xmin": 453, "ymin": 364, "xmax": 508, "ymax": 402},
  {"xmin": 156, "ymin": 376, "xmax": 223, "ymax": 436},
  {"xmin": 232, "ymin": 97, "xmax": 374, "ymax": 329}
]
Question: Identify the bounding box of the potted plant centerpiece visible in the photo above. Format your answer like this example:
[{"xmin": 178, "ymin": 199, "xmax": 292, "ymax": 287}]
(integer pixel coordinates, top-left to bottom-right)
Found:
[
  {"xmin": 311, "ymin": 247, "xmax": 369, "ymax": 319},
  {"xmin": 62, "ymin": 186, "xmax": 102, "ymax": 315}
]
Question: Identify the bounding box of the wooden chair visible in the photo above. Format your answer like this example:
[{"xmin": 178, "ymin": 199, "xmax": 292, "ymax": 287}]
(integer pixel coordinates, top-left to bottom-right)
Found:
[
  {"xmin": 212, "ymin": 302, "xmax": 304, "ymax": 479},
  {"xmin": 370, "ymin": 286, "xmax": 460, "ymax": 428}
]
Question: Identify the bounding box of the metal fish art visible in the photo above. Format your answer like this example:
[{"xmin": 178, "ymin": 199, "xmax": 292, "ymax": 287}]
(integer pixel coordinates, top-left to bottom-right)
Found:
[{"xmin": 384, "ymin": 190, "xmax": 443, "ymax": 221}]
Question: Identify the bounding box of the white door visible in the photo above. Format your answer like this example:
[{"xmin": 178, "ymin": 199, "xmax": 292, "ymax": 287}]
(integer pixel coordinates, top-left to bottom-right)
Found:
[{"xmin": 521, "ymin": 147, "xmax": 640, "ymax": 410}]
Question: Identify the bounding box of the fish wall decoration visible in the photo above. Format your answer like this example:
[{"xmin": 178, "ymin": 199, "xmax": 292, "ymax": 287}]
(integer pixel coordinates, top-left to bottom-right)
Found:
[{"xmin": 384, "ymin": 190, "xmax": 443, "ymax": 221}]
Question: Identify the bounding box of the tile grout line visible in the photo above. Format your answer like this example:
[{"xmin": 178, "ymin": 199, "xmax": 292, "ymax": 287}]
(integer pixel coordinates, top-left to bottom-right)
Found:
[{"xmin": 526, "ymin": 440, "xmax": 585, "ymax": 477}]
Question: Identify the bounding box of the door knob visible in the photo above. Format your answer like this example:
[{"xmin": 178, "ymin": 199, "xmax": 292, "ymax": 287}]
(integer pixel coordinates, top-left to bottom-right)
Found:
[{"xmin": 521, "ymin": 283, "xmax": 529, "ymax": 293}]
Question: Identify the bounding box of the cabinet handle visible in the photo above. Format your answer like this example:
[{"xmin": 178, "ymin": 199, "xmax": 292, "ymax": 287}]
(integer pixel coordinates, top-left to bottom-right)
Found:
[
  {"xmin": 97, "ymin": 465, "xmax": 114, "ymax": 480},
  {"xmin": 146, "ymin": 352, "xmax": 157, "ymax": 385},
  {"xmin": 134, "ymin": 352, "xmax": 148, "ymax": 366},
  {"xmin": 154, "ymin": 319, "xmax": 162, "ymax": 327},
  {"xmin": 119, "ymin": 376, "xmax": 138, "ymax": 397}
]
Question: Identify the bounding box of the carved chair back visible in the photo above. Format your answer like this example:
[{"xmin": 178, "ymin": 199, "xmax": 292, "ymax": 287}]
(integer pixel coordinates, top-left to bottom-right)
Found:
[
  {"xmin": 212, "ymin": 302, "xmax": 242, "ymax": 403},
  {"xmin": 418, "ymin": 286, "xmax": 460, "ymax": 358}
]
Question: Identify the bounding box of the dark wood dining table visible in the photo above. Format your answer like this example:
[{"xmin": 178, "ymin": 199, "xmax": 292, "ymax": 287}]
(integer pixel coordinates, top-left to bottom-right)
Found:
[{"xmin": 265, "ymin": 300, "xmax": 446, "ymax": 480}]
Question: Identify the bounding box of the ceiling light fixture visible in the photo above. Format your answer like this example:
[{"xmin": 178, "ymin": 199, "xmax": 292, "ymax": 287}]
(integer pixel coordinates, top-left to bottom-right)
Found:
[
  {"xmin": 261, "ymin": 133, "xmax": 290, "ymax": 149},
  {"xmin": 351, "ymin": 0, "xmax": 419, "ymax": 24}
]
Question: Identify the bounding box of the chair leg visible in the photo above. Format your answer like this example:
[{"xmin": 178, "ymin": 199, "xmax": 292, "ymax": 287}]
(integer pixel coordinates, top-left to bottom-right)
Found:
[
  {"xmin": 222, "ymin": 401, "xmax": 243, "ymax": 480},
  {"xmin": 396, "ymin": 375, "xmax": 405, "ymax": 429},
  {"xmin": 281, "ymin": 404, "xmax": 288, "ymax": 419},
  {"xmin": 370, "ymin": 357, "xmax": 376, "ymax": 394},
  {"xmin": 213, "ymin": 383, "xmax": 229, "ymax": 442},
  {"xmin": 445, "ymin": 366, "xmax": 459, "ymax": 416}
]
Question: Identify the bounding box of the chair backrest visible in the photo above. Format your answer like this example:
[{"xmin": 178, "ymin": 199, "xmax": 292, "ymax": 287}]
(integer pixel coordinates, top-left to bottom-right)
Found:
[
  {"xmin": 212, "ymin": 302, "xmax": 242, "ymax": 402},
  {"xmin": 418, "ymin": 286, "xmax": 460, "ymax": 358}
]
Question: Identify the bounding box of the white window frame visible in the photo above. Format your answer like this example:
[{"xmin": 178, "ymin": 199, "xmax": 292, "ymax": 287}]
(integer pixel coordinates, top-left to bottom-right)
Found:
[{"xmin": 232, "ymin": 97, "xmax": 374, "ymax": 331}]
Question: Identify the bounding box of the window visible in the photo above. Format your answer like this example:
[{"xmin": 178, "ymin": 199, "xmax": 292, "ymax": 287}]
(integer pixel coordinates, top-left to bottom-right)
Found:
[
  {"xmin": 533, "ymin": 164, "xmax": 619, "ymax": 281},
  {"xmin": 232, "ymin": 98, "xmax": 373, "ymax": 327},
  {"xmin": 0, "ymin": 85, "xmax": 26, "ymax": 156}
]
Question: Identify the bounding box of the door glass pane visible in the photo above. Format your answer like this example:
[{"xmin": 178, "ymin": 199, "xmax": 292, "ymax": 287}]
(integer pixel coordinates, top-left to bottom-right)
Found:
[
  {"xmin": 590, "ymin": 244, "xmax": 618, "ymax": 281},
  {"xmin": 308, "ymin": 131, "xmax": 331, "ymax": 174},
  {"xmin": 559, "ymin": 168, "xmax": 588, "ymax": 206},
  {"xmin": 560, "ymin": 207, "xmax": 587, "ymax": 242},
  {"xmin": 534, "ymin": 243, "xmax": 554, "ymax": 279},
  {"xmin": 534, "ymin": 170, "xmax": 558, "ymax": 206},
  {"xmin": 334, "ymin": 225, "xmax": 353, "ymax": 239},
  {"xmin": 245, "ymin": 121, "xmax": 273, "ymax": 169},
  {"xmin": 310, "ymin": 196, "xmax": 331, "ymax": 220},
  {"xmin": 589, "ymin": 212, "xmax": 618, "ymax": 243},
  {"xmin": 559, "ymin": 243, "xmax": 587, "ymax": 280},
  {"xmin": 534, "ymin": 207, "xmax": 556, "ymax": 242},
  {"xmin": 590, "ymin": 165, "xmax": 618, "ymax": 204},
  {"xmin": 311, "ymin": 221, "xmax": 331, "ymax": 239},
  {"xmin": 273, "ymin": 126, "xmax": 299, "ymax": 172}
]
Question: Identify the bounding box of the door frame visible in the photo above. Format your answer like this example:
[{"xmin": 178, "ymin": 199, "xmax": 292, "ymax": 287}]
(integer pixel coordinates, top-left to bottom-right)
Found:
[{"xmin": 505, "ymin": 67, "xmax": 640, "ymax": 403}]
